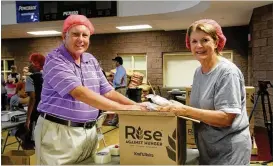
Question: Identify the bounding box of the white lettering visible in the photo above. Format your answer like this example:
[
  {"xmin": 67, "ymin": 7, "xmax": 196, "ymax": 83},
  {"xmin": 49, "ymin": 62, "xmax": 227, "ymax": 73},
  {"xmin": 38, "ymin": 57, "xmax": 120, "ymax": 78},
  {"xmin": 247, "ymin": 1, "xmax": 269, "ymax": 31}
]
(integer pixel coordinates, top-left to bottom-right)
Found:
[
  {"xmin": 18, "ymin": 6, "xmax": 37, "ymax": 11},
  {"xmin": 63, "ymin": 11, "xmax": 79, "ymax": 16}
]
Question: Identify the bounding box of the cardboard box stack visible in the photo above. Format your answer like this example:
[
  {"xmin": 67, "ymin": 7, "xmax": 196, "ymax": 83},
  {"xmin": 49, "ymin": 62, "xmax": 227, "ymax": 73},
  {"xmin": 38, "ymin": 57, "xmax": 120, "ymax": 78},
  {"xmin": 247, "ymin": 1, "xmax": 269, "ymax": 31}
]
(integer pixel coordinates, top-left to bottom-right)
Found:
[
  {"xmin": 128, "ymin": 72, "xmax": 144, "ymax": 88},
  {"xmin": 185, "ymin": 86, "xmax": 256, "ymax": 152},
  {"xmin": 137, "ymin": 84, "xmax": 151, "ymax": 102}
]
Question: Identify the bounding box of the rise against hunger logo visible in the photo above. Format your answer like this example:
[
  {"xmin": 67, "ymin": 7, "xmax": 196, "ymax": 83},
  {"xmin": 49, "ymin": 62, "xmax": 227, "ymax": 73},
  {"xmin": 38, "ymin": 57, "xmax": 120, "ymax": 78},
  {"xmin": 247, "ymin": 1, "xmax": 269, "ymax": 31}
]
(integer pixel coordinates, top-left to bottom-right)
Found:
[{"xmin": 125, "ymin": 126, "xmax": 163, "ymax": 146}]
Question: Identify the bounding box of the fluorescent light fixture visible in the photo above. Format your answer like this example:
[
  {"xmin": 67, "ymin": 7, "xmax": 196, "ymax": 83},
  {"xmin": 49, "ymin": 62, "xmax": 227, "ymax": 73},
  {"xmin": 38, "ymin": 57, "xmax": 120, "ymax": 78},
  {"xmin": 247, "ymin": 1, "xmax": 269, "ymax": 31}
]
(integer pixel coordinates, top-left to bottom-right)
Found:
[
  {"xmin": 27, "ymin": 30, "xmax": 61, "ymax": 35},
  {"xmin": 116, "ymin": 24, "xmax": 152, "ymax": 30}
]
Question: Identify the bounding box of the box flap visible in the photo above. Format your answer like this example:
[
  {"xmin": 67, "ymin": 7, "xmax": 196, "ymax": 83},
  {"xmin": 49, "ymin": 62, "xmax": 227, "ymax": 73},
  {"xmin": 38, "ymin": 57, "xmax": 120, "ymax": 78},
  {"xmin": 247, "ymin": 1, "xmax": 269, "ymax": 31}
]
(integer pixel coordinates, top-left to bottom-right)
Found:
[
  {"xmin": 114, "ymin": 111, "xmax": 200, "ymax": 123},
  {"xmin": 178, "ymin": 116, "xmax": 200, "ymax": 123},
  {"xmin": 114, "ymin": 110, "xmax": 175, "ymax": 117}
]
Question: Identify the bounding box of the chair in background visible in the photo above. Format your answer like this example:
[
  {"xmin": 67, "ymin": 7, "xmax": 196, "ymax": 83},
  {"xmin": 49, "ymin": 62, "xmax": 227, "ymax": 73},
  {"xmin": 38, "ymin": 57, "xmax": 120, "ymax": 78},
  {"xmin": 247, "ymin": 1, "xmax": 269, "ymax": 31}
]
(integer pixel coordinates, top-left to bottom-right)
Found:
[{"xmin": 96, "ymin": 113, "xmax": 107, "ymax": 147}]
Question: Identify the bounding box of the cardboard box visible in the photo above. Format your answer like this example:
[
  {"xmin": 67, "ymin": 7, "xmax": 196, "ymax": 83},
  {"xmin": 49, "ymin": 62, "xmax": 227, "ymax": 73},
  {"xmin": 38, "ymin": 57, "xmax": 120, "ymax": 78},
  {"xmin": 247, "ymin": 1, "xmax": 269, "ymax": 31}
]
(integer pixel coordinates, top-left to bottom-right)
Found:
[
  {"xmin": 245, "ymin": 86, "xmax": 255, "ymax": 108},
  {"xmin": 185, "ymin": 86, "xmax": 191, "ymax": 106},
  {"xmin": 187, "ymin": 144, "xmax": 197, "ymax": 149},
  {"xmin": 186, "ymin": 121, "xmax": 195, "ymax": 144},
  {"xmin": 115, "ymin": 111, "xmax": 199, "ymax": 165},
  {"xmin": 1, "ymin": 150, "xmax": 36, "ymax": 165}
]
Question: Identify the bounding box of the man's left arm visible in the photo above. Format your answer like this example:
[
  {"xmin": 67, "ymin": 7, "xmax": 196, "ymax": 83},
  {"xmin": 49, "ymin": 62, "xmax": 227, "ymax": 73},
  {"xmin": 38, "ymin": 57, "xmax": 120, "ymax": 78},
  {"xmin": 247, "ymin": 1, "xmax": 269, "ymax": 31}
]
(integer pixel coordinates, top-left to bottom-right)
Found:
[{"xmin": 104, "ymin": 90, "xmax": 136, "ymax": 105}]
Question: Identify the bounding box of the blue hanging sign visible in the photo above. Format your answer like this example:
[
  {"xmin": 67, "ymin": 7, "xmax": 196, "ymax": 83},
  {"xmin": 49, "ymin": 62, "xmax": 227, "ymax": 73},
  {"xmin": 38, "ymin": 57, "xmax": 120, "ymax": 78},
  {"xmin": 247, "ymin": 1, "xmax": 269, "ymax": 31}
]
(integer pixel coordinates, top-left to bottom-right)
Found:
[{"xmin": 16, "ymin": 1, "xmax": 39, "ymax": 23}]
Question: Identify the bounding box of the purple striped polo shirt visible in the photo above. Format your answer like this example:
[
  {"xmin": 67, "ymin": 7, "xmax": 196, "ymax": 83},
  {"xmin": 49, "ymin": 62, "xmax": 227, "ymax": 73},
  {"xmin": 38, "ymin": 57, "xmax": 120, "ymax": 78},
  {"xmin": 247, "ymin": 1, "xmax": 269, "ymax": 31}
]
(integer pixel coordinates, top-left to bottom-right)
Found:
[{"xmin": 38, "ymin": 44, "xmax": 113, "ymax": 122}]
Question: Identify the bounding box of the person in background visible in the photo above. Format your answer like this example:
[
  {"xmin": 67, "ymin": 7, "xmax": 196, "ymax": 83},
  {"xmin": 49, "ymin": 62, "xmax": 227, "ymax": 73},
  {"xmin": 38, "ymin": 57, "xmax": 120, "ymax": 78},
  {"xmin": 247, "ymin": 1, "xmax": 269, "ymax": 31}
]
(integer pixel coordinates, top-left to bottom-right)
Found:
[
  {"xmin": 158, "ymin": 19, "xmax": 251, "ymax": 165},
  {"xmin": 7, "ymin": 65, "xmax": 20, "ymax": 83},
  {"xmin": 10, "ymin": 81, "xmax": 29, "ymax": 111},
  {"xmin": 6, "ymin": 65, "xmax": 20, "ymax": 108},
  {"xmin": 112, "ymin": 56, "xmax": 127, "ymax": 96},
  {"xmin": 25, "ymin": 53, "xmax": 45, "ymax": 149},
  {"xmin": 107, "ymin": 71, "xmax": 114, "ymax": 86},
  {"xmin": 108, "ymin": 56, "xmax": 127, "ymax": 126},
  {"xmin": 1, "ymin": 73, "xmax": 7, "ymax": 111},
  {"xmin": 22, "ymin": 66, "xmax": 31, "ymax": 82},
  {"xmin": 34, "ymin": 15, "xmax": 146, "ymax": 165}
]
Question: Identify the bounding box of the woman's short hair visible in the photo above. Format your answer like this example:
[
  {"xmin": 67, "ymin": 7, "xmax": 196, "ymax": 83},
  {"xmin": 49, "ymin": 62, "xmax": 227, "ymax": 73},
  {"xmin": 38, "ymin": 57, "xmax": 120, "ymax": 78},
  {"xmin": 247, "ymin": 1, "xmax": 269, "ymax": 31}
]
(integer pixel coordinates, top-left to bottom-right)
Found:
[{"xmin": 185, "ymin": 19, "xmax": 226, "ymax": 54}]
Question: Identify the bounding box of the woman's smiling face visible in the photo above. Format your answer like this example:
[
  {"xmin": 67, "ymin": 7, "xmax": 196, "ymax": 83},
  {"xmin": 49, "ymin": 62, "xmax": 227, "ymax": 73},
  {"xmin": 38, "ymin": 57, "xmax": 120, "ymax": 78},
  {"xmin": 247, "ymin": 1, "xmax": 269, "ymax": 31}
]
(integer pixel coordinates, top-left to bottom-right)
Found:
[{"xmin": 189, "ymin": 30, "xmax": 218, "ymax": 62}]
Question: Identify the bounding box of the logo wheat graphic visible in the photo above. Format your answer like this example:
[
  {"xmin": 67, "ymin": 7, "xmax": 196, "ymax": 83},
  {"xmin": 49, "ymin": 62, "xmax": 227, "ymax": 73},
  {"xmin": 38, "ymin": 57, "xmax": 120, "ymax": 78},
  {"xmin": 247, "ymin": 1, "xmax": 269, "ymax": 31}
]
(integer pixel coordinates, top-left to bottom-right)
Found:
[
  {"xmin": 136, "ymin": 127, "xmax": 144, "ymax": 140},
  {"xmin": 166, "ymin": 129, "xmax": 176, "ymax": 161}
]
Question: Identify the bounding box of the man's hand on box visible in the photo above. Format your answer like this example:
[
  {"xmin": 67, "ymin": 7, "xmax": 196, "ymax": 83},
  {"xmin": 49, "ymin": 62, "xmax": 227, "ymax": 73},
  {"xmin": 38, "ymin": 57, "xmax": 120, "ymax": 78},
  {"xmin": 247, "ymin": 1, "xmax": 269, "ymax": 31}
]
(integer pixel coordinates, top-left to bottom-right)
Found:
[
  {"xmin": 123, "ymin": 104, "xmax": 149, "ymax": 111},
  {"xmin": 140, "ymin": 105, "xmax": 149, "ymax": 112},
  {"xmin": 138, "ymin": 102, "xmax": 159, "ymax": 111}
]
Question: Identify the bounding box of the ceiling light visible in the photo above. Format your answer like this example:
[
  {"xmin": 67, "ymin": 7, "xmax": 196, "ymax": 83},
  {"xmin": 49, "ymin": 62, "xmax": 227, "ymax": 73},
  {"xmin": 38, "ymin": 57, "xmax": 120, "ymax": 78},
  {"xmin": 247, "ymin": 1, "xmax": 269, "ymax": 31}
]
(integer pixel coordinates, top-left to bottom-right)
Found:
[
  {"xmin": 116, "ymin": 25, "xmax": 152, "ymax": 30},
  {"xmin": 27, "ymin": 30, "xmax": 61, "ymax": 35}
]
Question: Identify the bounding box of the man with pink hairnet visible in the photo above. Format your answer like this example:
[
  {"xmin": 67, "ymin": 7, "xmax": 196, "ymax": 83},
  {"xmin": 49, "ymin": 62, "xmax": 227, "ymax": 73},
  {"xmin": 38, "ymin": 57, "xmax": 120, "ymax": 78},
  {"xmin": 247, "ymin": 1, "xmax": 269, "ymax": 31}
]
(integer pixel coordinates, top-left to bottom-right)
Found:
[
  {"xmin": 34, "ymin": 15, "xmax": 146, "ymax": 165},
  {"xmin": 159, "ymin": 19, "xmax": 251, "ymax": 164}
]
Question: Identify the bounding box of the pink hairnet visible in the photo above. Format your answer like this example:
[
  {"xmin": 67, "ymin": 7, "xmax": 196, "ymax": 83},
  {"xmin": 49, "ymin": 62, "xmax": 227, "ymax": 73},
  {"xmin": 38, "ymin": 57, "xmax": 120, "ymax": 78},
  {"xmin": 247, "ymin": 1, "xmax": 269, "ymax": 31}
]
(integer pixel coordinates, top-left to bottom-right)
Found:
[
  {"xmin": 185, "ymin": 19, "xmax": 226, "ymax": 52},
  {"xmin": 63, "ymin": 15, "xmax": 95, "ymax": 35}
]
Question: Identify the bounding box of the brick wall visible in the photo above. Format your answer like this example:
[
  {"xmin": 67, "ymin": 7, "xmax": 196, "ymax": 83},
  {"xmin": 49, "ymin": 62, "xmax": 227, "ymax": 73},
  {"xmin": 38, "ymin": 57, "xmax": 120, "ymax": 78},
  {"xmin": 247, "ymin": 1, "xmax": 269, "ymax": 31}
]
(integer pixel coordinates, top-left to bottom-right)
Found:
[
  {"xmin": 2, "ymin": 27, "xmax": 249, "ymax": 86},
  {"xmin": 2, "ymin": 24, "xmax": 253, "ymax": 121},
  {"xmin": 249, "ymin": 3, "xmax": 273, "ymax": 127}
]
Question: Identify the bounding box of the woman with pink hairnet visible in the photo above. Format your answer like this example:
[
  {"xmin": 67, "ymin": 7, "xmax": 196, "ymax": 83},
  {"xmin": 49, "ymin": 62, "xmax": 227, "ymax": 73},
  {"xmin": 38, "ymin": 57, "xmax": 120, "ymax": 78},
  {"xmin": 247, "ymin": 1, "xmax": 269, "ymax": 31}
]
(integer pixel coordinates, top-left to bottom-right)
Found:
[
  {"xmin": 34, "ymin": 15, "xmax": 146, "ymax": 165},
  {"xmin": 159, "ymin": 19, "xmax": 251, "ymax": 164}
]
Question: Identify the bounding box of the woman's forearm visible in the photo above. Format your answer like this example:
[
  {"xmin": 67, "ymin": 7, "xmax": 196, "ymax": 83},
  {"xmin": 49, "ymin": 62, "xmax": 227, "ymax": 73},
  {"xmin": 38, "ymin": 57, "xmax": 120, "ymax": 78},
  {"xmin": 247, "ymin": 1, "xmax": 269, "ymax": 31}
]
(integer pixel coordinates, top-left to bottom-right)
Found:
[{"xmin": 183, "ymin": 105, "xmax": 236, "ymax": 127}]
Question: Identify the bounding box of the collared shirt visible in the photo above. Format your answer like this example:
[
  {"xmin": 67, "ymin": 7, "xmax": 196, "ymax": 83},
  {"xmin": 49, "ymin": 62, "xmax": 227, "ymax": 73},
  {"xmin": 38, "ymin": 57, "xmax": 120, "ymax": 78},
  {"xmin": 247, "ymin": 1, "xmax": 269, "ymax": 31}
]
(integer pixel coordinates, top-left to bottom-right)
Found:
[
  {"xmin": 113, "ymin": 65, "xmax": 127, "ymax": 88},
  {"xmin": 38, "ymin": 44, "xmax": 113, "ymax": 122}
]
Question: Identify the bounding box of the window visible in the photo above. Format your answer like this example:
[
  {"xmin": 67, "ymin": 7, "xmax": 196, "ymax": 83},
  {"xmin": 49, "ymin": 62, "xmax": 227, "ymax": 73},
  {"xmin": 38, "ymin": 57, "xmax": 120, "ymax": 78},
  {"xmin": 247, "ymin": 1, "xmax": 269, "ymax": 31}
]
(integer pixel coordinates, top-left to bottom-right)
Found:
[
  {"xmin": 118, "ymin": 53, "xmax": 147, "ymax": 83},
  {"xmin": 1, "ymin": 59, "xmax": 15, "ymax": 81},
  {"xmin": 163, "ymin": 51, "xmax": 233, "ymax": 88}
]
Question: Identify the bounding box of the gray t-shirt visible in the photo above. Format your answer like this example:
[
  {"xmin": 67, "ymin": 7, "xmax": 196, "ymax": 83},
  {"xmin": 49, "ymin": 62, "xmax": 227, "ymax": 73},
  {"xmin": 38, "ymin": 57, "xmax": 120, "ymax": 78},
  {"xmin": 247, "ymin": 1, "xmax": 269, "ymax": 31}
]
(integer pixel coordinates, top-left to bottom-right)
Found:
[
  {"xmin": 25, "ymin": 76, "xmax": 35, "ymax": 92},
  {"xmin": 190, "ymin": 57, "xmax": 251, "ymax": 165}
]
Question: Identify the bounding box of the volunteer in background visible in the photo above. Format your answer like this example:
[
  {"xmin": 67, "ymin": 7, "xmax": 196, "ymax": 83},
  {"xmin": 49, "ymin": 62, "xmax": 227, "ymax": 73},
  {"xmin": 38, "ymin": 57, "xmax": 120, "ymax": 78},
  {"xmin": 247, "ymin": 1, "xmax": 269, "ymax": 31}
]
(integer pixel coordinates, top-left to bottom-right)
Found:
[
  {"xmin": 6, "ymin": 65, "xmax": 20, "ymax": 108},
  {"xmin": 35, "ymin": 15, "xmax": 146, "ymax": 165},
  {"xmin": 112, "ymin": 56, "xmax": 127, "ymax": 95},
  {"xmin": 1, "ymin": 73, "xmax": 7, "ymax": 110},
  {"xmin": 159, "ymin": 19, "xmax": 251, "ymax": 165},
  {"xmin": 108, "ymin": 56, "xmax": 127, "ymax": 126},
  {"xmin": 24, "ymin": 53, "xmax": 45, "ymax": 149},
  {"xmin": 7, "ymin": 65, "xmax": 20, "ymax": 83},
  {"xmin": 10, "ymin": 81, "xmax": 29, "ymax": 111}
]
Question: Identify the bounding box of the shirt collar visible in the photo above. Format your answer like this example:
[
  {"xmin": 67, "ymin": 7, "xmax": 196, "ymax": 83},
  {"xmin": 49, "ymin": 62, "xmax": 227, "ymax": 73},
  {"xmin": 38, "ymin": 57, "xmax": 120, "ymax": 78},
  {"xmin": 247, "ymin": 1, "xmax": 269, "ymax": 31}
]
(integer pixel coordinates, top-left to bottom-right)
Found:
[{"xmin": 59, "ymin": 44, "xmax": 89, "ymax": 64}]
